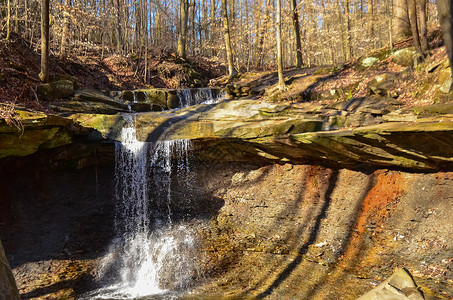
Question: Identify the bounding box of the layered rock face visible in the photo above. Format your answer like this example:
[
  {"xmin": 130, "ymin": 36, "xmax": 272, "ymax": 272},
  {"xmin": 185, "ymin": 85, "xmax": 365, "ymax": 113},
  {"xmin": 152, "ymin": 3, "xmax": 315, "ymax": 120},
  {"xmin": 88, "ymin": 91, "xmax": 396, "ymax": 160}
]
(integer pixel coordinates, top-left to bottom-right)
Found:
[
  {"xmin": 69, "ymin": 98, "xmax": 453, "ymax": 171},
  {"xmin": 0, "ymin": 94, "xmax": 452, "ymax": 299},
  {"xmin": 0, "ymin": 142, "xmax": 116, "ymax": 299},
  {"xmin": 191, "ymin": 162, "xmax": 453, "ymax": 299}
]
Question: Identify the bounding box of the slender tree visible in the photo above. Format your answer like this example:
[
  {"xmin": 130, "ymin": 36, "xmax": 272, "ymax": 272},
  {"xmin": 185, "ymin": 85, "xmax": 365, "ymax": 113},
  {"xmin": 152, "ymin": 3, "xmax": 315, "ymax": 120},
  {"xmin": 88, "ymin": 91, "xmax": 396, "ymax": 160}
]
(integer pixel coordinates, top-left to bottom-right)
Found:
[
  {"xmin": 6, "ymin": 0, "xmax": 11, "ymax": 40},
  {"xmin": 418, "ymin": 0, "xmax": 428, "ymax": 52},
  {"xmin": 437, "ymin": 0, "xmax": 453, "ymax": 73},
  {"xmin": 408, "ymin": 0, "xmax": 423, "ymax": 55},
  {"xmin": 210, "ymin": 0, "xmax": 216, "ymax": 55},
  {"xmin": 393, "ymin": 0, "xmax": 411, "ymax": 40},
  {"xmin": 177, "ymin": 0, "xmax": 189, "ymax": 58},
  {"xmin": 221, "ymin": 0, "xmax": 237, "ymax": 77},
  {"xmin": 385, "ymin": 0, "xmax": 393, "ymax": 49},
  {"xmin": 39, "ymin": 0, "xmax": 50, "ymax": 83},
  {"xmin": 59, "ymin": 0, "xmax": 71, "ymax": 59},
  {"xmin": 291, "ymin": 0, "xmax": 303, "ymax": 68},
  {"xmin": 276, "ymin": 0, "xmax": 285, "ymax": 90}
]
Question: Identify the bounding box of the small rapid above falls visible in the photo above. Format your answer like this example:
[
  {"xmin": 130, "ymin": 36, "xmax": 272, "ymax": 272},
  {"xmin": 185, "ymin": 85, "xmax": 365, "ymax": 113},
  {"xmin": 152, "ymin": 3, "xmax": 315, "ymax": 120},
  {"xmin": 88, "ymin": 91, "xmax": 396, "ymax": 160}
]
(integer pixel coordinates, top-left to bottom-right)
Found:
[
  {"xmin": 85, "ymin": 115, "xmax": 199, "ymax": 299},
  {"xmin": 176, "ymin": 88, "xmax": 224, "ymax": 107}
]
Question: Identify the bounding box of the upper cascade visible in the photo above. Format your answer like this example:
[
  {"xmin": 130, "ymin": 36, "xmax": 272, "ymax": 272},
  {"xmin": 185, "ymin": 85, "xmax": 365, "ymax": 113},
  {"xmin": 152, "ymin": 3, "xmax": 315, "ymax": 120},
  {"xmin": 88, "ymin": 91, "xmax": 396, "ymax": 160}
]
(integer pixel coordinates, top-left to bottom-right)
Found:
[{"xmin": 50, "ymin": 87, "xmax": 225, "ymax": 114}]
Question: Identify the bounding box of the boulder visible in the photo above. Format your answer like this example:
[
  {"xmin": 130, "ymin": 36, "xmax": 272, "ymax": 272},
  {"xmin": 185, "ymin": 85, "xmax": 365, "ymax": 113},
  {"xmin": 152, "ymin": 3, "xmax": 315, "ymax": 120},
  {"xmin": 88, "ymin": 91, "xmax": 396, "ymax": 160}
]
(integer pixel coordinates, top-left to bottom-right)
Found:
[
  {"xmin": 440, "ymin": 77, "xmax": 453, "ymax": 94},
  {"xmin": 368, "ymin": 73, "xmax": 398, "ymax": 97},
  {"xmin": 361, "ymin": 57, "xmax": 380, "ymax": 69},
  {"xmin": 392, "ymin": 48, "xmax": 417, "ymax": 67},
  {"xmin": 37, "ymin": 80, "xmax": 74, "ymax": 99},
  {"xmin": 357, "ymin": 268, "xmax": 424, "ymax": 300},
  {"xmin": 437, "ymin": 68, "xmax": 451, "ymax": 85},
  {"xmin": 0, "ymin": 240, "xmax": 20, "ymax": 300}
]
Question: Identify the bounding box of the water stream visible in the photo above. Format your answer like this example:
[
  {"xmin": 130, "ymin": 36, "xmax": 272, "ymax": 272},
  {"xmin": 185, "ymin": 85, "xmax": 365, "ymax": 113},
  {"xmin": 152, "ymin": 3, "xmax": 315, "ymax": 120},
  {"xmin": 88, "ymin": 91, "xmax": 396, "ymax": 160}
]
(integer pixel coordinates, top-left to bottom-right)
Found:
[
  {"xmin": 86, "ymin": 115, "xmax": 198, "ymax": 299},
  {"xmin": 176, "ymin": 88, "xmax": 225, "ymax": 107}
]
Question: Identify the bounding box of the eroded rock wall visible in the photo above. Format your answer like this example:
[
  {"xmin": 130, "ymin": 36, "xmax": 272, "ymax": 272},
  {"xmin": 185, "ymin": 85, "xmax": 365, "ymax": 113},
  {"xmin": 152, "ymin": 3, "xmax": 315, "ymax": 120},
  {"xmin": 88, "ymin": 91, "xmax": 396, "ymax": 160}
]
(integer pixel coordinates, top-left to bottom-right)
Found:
[
  {"xmin": 190, "ymin": 163, "xmax": 453, "ymax": 299},
  {"xmin": 0, "ymin": 141, "xmax": 116, "ymax": 299},
  {"xmin": 0, "ymin": 145, "xmax": 452, "ymax": 299}
]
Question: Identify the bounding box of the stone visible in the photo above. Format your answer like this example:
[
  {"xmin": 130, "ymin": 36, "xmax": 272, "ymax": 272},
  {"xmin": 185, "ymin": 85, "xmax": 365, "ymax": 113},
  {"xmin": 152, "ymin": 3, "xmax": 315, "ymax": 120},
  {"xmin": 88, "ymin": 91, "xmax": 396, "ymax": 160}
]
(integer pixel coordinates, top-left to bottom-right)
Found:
[
  {"xmin": 440, "ymin": 77, "xmax": 453, "ymax": 94},
  {"xmin": 368, "ymin": 73, "xmax": 397, "ymax": 96},
  {"xmin": 72, "ymin": 89, "xmax": 129, "ymax": 113},
  {"xmin": 357, "ymin": 268, "xmax": 424, "ymax": 300},
  {"xmin": 361, "ymin": 57, "xmax": 380, "ymax": 68},
  {"xmin": 392, "ymin": 48, "xmax": 417, "ymax": 67},
  {"xmin": 437, "ymin": 68, "xmax": 451, "ymax": 84},
  {"xmin": 167, "ymin": 92, "xmax": 180, "ymax": 109},
  {"xmin": 412, "ymin": 103, "xmax": 453, "ymax": 116},
  {"xmin": 37, "ymin": 80, "xmax": 75, "ymax": 99},
  {"xmin": 0, "ymin": 240, "xmax": 21, "ymax": 300},
  {"xmin": 117, "ymin": 89, "xmax": 168, "ymax": 109}
]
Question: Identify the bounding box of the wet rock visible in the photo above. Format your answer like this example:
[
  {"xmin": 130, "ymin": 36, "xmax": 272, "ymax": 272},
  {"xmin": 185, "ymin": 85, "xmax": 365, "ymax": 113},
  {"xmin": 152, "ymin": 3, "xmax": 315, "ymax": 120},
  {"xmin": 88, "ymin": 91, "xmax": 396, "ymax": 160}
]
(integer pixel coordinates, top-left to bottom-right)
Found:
[
  {"xmin": 357, "ymin": 268, "xmax": 424, "ymax": 300},
  {"xmin": 37, "ymin": 80, "xmax": 75, "ymax": 99},
  {"xmin": 0, "ymin": 240, "xmax": 20, "ymax": 300},
  {"xmin": 167, "ymin": 91, "xmax": 180, "ymax": 109}
]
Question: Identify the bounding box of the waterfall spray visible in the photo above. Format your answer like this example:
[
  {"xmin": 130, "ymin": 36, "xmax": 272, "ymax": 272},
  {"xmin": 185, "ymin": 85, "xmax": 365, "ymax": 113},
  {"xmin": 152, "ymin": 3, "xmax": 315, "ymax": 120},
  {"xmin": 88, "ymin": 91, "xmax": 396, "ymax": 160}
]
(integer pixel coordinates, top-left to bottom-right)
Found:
[{"xmin": 86, "ymin": 115, "xmax": 198, "ymax": 299}]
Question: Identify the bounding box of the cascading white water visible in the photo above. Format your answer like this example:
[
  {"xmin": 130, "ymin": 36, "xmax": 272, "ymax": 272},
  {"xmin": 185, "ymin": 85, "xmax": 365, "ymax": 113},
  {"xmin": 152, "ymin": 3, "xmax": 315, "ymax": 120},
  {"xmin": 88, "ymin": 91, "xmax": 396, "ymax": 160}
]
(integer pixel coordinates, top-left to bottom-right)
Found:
[
  {"xmin": 86, "ymin": 115, "xmax": 198, "ymax": 300},
  {"xmin": 177, "ymin": 88, "xmax": 225, "ymax": 107}
]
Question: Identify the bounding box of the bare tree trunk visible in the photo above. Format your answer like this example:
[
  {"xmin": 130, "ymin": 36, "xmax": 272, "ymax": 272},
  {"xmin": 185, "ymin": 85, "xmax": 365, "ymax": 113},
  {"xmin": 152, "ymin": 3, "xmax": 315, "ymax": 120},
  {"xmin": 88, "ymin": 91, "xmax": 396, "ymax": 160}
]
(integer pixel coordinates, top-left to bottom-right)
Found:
[
  {"xmin": 191, "ymin": 0, "xmax": 196, "ymax": 54},
  {"xmin": 345, "ymin": 0, "xmax": 352, "ymax": 61},
  {"xmin": 385, "ymin": 0, "xmax": 393, "ymax": 49},
  {"xmin": 221, "ymin": 0, "xmax": 237, "ymax": 77},
  {"xmin": 39, "ymin": 0, "xmax": 50, "ymax": 83},
  {"xmin": 257, "ymin": 0, "xmax": 271, "ymax": 69},
  {"xmin": 335, "ymin": 0, "xmax": 346, "ymax": 61},
  {"xmin": 408, "ymin": 0, "xmax": 422, "ymax": 55},
  {"xmin": 210, "ymin": 0, "xmax": 216, "ymax": 55},
  {"xmin": 291, "ymin": 0, "xmax": 303, "ymax": 68},
  {"xmin": 114, "ymin": 0, "xmax": 123, "ymax": 53},
  {"xmin": 25, "ymin": 0, "xmax": 28, "ymax": 40},
  {"xmin": 202, "ymin": 0, "xmax": 208, "ymax": 55},
  {"xmin": 418, "ymin": 0, "xmax": 428, "ymax": 52},
  {"xmin": 368, "ymin": 0, "xmax": 374, "ymax": 37},
  {"xmin": 277, "ymin": 0, "xmax": 285, "ymax": 89},
  {"xmin": 393, "ymin": 0, "xmax": 411, "ymax": 40},
  {"xmin": 59, "ymin": 0, "xmax": 70, "ymax": 59},
  {"xmin": 177, "ymin": 0, "xmax": 188, "ymax": 58},
  {"xmin": 437, "ymin": 0, "xmax": 453, "ymax": 73},
  {"xmin": 14, "ymin": 0, "xmax": 17, "ymax": 33},
  {"xmin": 6, "ymin": 0, "xmax": 11, "ymax": 41}
]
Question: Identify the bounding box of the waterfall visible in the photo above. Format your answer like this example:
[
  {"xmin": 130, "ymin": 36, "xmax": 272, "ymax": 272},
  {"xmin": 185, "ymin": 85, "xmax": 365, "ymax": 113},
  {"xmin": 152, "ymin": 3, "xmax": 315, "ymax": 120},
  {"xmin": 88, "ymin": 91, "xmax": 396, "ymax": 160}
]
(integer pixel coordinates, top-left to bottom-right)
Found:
[
  {"xmin": 86, "ymin": 116, "xmax": 198, "ymax": 299},
  {"xmin": 177, "ymin": 88, "xmax": 225, "ymax": 107}
]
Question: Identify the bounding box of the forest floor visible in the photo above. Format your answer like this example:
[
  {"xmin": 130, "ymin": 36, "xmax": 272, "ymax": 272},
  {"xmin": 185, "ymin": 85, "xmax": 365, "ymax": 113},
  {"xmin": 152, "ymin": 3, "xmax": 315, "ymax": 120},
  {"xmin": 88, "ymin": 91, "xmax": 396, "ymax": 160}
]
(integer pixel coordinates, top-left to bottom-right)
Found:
[
  {"xmin": 217, "ymin": 26, "xmax": 453, "ymax": 108},
  {"xmin": 0, "ymin": 26, "xmax": 452, "ymax": 122},
  {"xmin": 0, "ymin": 32, "xmax": 224, "ymax": 115}
]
